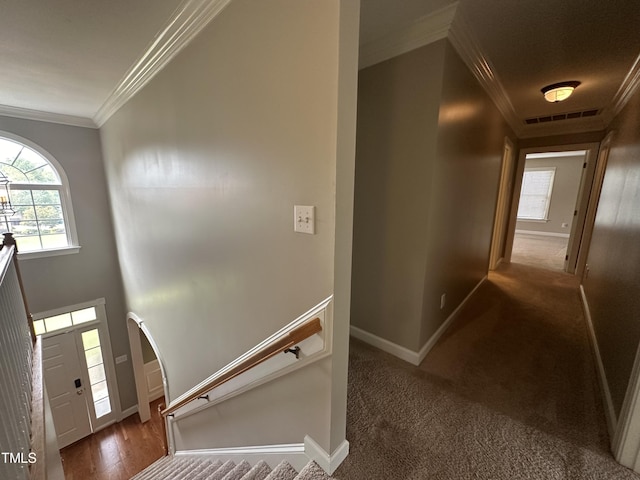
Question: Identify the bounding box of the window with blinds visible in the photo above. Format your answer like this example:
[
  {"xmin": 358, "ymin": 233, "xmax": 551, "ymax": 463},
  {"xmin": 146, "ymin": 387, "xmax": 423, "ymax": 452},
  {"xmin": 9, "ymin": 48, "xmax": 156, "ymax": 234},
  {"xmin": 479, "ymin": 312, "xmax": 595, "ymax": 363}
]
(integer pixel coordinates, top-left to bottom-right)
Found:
[{"xmin": 517, "ymin": 167, "xmax": 556, "ymax": 220}]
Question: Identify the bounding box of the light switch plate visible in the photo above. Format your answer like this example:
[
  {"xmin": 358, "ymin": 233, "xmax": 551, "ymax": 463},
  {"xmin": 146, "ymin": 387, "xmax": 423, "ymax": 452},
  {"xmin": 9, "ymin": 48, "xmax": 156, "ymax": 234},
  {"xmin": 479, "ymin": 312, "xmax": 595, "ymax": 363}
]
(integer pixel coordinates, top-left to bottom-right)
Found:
[
  {"xmin": 115, "ymin": 355, "xmax": 128, "ymax": 364},
  {"xmin": 294, "ymin": 205, "xmax": 315, "ymax": 234}
]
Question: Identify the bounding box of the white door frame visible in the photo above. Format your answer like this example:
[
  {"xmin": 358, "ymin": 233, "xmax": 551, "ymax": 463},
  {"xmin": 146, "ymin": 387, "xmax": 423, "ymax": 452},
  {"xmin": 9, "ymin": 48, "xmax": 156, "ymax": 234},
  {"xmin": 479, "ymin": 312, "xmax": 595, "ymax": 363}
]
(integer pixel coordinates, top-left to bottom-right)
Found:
[
  {"xmin": 127, "ymin": 313, "xmax": 169, "ymax": 423},
  {"xmin": 575, "ymin": 133, "xmax": 613, "ymax": 278},
  {"xmin": 37, "ymin": 299, "xmax": 123, "ymax": 433},
  {"xmin": 504, "ymin": 142, "xmax": 599, "ymax": 274},
  {"xmin": 489, "ymin": 137, "xmax": 515, "ymax": 270}
]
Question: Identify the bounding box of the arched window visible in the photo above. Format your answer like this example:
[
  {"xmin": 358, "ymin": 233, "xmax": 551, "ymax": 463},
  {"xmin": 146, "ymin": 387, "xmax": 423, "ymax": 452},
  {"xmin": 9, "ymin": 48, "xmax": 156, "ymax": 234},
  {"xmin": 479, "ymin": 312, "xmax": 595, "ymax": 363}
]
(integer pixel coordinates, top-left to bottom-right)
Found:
[{"xmin": 0, "ymin": 134, "xmax": 78, "ymax": 255}]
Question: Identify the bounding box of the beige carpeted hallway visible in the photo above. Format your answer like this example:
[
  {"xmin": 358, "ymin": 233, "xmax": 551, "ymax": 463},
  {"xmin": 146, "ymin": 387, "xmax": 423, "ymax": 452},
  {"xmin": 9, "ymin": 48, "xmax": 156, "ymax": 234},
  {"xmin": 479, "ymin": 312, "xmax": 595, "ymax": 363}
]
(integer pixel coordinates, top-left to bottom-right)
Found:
[{"xmin": 334, "ymin": 263, "xmax": 638, "ymax": 479}]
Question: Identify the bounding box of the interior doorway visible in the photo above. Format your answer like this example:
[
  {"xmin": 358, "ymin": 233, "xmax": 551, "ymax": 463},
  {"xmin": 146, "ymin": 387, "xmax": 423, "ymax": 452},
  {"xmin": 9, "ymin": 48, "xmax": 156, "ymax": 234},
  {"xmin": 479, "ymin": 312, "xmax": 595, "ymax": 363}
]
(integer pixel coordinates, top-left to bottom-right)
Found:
[
  {"xmin": 511, "ymin": 150, "xmax": 587, "ymax": 271},
  {"xmin": 500, "ymin": 143, "xmax": 600, "ymax": 275},
  {"xmin": 127, "ymin": 314, "xmax": 168, "ymax": 424}
]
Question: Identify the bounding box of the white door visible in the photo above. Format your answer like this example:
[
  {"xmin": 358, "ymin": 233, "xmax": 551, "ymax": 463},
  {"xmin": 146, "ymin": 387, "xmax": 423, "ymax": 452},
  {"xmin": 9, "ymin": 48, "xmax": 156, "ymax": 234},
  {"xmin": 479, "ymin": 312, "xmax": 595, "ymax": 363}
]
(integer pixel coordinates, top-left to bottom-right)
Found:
[{"xmin": 42, "ymin": 332, "xmax": 92, "ymax": 448}]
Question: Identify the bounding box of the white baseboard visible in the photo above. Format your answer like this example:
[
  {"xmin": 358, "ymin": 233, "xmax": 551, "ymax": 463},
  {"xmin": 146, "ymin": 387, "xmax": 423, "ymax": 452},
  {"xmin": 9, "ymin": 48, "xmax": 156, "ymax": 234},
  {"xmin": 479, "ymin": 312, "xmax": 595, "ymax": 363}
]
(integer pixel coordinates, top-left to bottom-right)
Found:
[
  {"xmin": 515, "ymin": 229, "xmax": 570, "ymax": 238},
  {"xmin": 580, "ymin": 285, "xmax": 617, "ymax": 437},
  {"xmin": 415, "ymin": 276, "xmax": 487, "ymax": 365},
  {"xmin": 351, "ymin": 276, "xmax": 487, "ymax": 366},
  {"xmin": 119, "ymin": 404, "xmax": 139, "ymax": 421},
  {"xmin": 350, "ymin": 325, "xmax": 422, "ymax": 365},
  {"xmin": 304, "ymin": 435, "xmax": 349, "ymax": 475},
  {"xmin": 176, "ymin": 443, "xmax": 308, "ymax": 471}
]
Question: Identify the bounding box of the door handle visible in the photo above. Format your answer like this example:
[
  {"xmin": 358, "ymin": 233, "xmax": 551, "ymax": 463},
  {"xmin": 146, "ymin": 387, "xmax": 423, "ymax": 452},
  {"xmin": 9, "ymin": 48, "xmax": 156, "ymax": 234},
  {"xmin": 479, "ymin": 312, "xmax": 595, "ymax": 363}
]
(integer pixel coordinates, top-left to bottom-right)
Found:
[{"xmin": 74, "ymin": 378, "xmax": 82, "ymax": 388}]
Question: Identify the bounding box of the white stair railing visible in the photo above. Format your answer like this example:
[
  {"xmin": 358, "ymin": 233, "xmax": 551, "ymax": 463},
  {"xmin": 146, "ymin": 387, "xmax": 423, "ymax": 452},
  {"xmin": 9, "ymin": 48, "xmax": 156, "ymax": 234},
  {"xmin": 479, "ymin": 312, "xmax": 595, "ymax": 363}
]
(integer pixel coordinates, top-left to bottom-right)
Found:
[{"xmin": 0, "ymin": 234, "xmax": 44, "ymax": 480}]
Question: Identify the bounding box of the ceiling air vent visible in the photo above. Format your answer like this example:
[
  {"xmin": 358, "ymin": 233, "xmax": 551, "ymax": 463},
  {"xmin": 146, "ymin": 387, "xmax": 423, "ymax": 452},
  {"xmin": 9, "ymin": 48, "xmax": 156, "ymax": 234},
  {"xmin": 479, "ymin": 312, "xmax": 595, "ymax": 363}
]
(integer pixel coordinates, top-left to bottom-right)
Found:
[{"xmin": 525, "ymin": 109, "xmax": 599, "ymax": 124}]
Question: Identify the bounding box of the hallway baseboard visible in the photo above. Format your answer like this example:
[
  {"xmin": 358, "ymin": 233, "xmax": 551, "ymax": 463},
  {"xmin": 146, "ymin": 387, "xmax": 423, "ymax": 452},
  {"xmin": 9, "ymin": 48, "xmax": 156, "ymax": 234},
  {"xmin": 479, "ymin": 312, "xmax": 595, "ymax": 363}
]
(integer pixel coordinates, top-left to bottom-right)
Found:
[
  {"xmin": 350, "ymin": 276, "xmax": 487, "ymax": 366},
  {"xmin": 580, "ymin": 285, "xmax": 617, "ymax": 438}
]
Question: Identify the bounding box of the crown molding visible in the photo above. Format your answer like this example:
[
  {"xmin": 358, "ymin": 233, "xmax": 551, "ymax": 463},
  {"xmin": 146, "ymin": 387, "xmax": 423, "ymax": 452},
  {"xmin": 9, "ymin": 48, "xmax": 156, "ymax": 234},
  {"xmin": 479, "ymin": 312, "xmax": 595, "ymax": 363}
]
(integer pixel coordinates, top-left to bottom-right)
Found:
[
  {"xmin": 93, "ymin": 0, "xmax": 234, "ymax": 127},
  {"xmin": 448, "ymin": 11, "xmax": 523, "ymax": 137},
  {"xmin": 359, "ymin": 2, "xmax": 459, "ymax": 70},
  {"xmin": 601, "ymin": 51, "xmax": 640, "ymax": 125},
  {"xmin": 0, "ymin": 104, "xmax": 96, "ymax": 128}
]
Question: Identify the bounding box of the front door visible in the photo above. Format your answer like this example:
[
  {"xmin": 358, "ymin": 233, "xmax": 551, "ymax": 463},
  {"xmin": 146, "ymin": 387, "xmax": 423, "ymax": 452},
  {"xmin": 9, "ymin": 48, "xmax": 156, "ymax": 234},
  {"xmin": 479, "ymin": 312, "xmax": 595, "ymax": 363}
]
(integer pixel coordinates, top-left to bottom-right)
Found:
[{"xmin": 42, "ymin": 331, "xmax": 92, "ymax": 448}]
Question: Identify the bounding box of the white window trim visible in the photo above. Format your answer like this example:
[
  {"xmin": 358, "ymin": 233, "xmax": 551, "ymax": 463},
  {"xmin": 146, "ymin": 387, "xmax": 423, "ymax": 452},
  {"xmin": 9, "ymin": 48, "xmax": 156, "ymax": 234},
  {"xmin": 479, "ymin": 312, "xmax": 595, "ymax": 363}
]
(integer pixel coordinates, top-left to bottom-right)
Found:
[
  {"xmin": 33, "ymin": 297, "xmax": 106, "ymax": 322},
  {"xmin": 0, "ymin": 130, "xmax": 80, "ymax": 258},
  {"xmin": 517, "ymin": 167, "xmax": 556, "ymax": 222}
]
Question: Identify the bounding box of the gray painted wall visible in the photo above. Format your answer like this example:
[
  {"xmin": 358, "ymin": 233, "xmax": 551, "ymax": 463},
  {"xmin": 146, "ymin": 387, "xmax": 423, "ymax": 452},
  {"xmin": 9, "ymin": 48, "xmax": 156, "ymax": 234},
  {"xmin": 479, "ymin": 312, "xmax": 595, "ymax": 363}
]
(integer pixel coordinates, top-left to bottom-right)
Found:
[
  {"xmin": 100, "ymin": 0, "xmax": 357, "ymax": 453},
  {"xmin": 516, "ymin": 155, "xmax": 584, "ymax": 235},
  {"xmin": 0, "ymin": 115, "xmax": 135, "ymax": 411},
  {"xmin": 352, "ymin": 40, "xmax": 445, "ymax": 351},
  {"xmin": 582, "ymin": 86, "xmax": 640, "ymax": 416},
  {"xmin": 351, "ymin": 40, "xmax": 514, "ymax": 352},
  {"xmin": 419, "ymin": 41, "xmax": 515, "ymax": 345}
]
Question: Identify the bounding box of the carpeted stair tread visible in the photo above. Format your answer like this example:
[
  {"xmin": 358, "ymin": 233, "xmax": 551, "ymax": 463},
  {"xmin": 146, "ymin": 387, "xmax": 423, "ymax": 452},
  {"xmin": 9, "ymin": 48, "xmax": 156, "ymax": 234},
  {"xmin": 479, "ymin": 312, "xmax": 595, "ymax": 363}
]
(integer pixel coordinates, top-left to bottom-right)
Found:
[
  {"xmin": 220, "ymin": 459, "xmax": 251, "ymax": 480},
  {"xmin": 209, "ymin": 459, "xmax": 237, "ymax": 479},
  {"xmin": 295, "ymin": 461, "xmax": 331, "ymax": 480},
  {"xmin": 194, "ymin": 459, "xmax": 225, "ymax": 479},
  {"xmin": 130, "ymin": 455, "xmax": 172, "ymax": 479},
  {"xmin": 183, "ymin": 458, "xmax": 215, "ymax": 479},
  {"xmin": 159, "ymin": 457, "xmax": 203, "ymax": 480},
  {"xmin": 142, "ymin": 457, "xmax": 192, "ymax": 480},
  {"xmin": 240, "ymin": 460, "xmax": 273, "ymax": 480},
  {"xmin": 129, "ymin": 455, "xmax": 337, "ymax": 480},
  {"xmin": 263, "ymin": 460, "xmax": 298, "ymax": 480}
]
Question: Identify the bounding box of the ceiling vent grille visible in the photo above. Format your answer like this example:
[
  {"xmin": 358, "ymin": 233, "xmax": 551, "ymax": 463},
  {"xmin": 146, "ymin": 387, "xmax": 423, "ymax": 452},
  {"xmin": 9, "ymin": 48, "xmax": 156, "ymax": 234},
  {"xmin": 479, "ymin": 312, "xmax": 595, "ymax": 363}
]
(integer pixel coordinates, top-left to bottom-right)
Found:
[{"xmin": 524, "ymin": 109, "xmax": 599, "ymax": 125}]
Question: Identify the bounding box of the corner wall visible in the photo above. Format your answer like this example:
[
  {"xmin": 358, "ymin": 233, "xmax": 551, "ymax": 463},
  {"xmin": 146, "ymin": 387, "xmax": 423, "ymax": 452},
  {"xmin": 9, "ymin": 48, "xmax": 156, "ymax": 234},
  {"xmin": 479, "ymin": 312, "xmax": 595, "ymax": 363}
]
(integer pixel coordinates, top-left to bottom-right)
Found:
[
  {"xmin": 351, "ymin": 39, "xmax": 515, "ymax": 355},
  {"xmin": 351, "ymin": 40, "xmax": 445, "ymax": 352},
  {"xmin": 0, "ymin": 115, "xmax": 135, "ymax": 411},
  {"xmin": 100, "ymin": 0, "xmax": 357, "ymax": 455},
  {"xmin": 582, "ymin": 85, "xmax": 640, "ymax": 417},
  {"xmin": 419, "ymin": 41, "xmax": 515, "ymax": 345}
]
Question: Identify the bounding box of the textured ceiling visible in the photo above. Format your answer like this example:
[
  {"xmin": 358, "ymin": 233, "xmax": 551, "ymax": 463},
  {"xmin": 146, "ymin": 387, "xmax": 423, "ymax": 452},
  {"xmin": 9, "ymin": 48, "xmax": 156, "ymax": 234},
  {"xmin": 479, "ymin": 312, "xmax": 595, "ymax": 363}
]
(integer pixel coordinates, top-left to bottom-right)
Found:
[
  {"xmin": 0, "ymin": 0, "xmax": 184, "ymax": 119},
  {"xmin": 0, "ymin": 0, "xmax": 639, "ymax": 131},
  {"xmin": 457, "ymin": 0, "xmax": 640, "ymax": 121}
]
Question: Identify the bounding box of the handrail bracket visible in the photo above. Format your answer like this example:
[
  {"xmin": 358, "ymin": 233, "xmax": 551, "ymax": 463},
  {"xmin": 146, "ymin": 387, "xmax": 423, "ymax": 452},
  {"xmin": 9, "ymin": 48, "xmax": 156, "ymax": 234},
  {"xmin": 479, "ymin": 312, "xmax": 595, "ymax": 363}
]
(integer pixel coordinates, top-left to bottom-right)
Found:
[{"xmin": 284, "ymin": 346, "xmax": 301, "ymax": 359}]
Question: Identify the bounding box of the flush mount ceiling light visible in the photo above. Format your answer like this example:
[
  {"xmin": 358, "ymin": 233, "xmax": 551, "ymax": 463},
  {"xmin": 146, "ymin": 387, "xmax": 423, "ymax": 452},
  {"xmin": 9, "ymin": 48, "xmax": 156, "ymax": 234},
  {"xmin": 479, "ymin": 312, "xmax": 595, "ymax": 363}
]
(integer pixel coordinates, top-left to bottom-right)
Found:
[{"xmin": 541, "ymin": 81, "xmax": 581, "ymax": 103}]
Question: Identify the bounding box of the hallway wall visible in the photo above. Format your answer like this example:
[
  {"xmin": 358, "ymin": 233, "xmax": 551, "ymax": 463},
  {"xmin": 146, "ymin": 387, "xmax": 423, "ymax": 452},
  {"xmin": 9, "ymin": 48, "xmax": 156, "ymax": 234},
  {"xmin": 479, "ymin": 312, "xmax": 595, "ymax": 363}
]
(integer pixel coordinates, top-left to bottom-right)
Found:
[
  {"xmin": 351, "ymin": 39, "xmax": 515, "ymax": 353},
  {"xmin": 419, "ymin": 41, "xmax": 515, "ymax": 345},
  {"xmin": 100, "ymin": 0, "xmax": 357, "ymax": 454},
  {"xmin": 582, "ymin": 86, "xmax": 640, "ymax": 417}
]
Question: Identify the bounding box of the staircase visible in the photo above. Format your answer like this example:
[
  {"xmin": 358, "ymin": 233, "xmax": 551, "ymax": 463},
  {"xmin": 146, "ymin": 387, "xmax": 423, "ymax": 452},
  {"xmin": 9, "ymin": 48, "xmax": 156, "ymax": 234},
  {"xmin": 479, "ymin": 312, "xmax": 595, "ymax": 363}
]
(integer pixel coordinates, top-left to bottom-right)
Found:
[{"xmin": 131, "ymin": 456, "xmax": 334, "ymax": 480}]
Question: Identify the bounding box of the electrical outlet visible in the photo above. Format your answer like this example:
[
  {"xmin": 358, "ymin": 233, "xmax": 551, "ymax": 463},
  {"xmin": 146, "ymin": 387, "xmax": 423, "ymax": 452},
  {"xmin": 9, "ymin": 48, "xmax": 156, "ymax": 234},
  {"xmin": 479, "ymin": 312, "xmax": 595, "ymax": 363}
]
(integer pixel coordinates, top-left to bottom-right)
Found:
[
  {"xmin": 294, "ymin": 205, "xmax": 315, "ymax": 234},
  {"xmin": 561, "ymin": 222, "xmax": 569, "ymax": 228},
  {"xmin": 115, "ymin": 355, "xmax": 128, "ymax": 364},
  {"xmin": 440, "ymin": 293, "xmax": 446, "ymax": 309}
]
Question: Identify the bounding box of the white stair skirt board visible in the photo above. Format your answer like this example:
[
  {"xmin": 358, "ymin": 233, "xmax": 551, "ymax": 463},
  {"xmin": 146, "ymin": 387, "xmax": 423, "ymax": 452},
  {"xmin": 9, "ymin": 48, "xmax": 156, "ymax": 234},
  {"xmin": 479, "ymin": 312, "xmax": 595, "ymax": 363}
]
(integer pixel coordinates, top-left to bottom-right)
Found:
[
  {"xmin": 351, "ymin": 276, "xmax": 487, "ymax": 366},
  {"xmin": 168, "ymin": 297, "xmax": 333, "ymax": 421},
  {"xmin": 172, "ymin": 435, "xmax": 348, "ymax": 476},
  {"xmin": 579, "ymin": 285, "xmax": 617, "ymax": 438},
  {"xmin": 515, "ymin": 229, "xmax": 570, "ymax": 238}
]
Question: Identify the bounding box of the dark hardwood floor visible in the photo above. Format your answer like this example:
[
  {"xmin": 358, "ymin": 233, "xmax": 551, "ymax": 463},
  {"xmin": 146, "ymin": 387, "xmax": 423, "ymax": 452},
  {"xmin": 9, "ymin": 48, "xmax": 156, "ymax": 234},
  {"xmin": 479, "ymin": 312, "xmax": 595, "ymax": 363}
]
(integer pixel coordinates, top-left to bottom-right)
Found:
[{"xmin": 60, "ymin": 398, "xmax": 166, "ymax": 480}]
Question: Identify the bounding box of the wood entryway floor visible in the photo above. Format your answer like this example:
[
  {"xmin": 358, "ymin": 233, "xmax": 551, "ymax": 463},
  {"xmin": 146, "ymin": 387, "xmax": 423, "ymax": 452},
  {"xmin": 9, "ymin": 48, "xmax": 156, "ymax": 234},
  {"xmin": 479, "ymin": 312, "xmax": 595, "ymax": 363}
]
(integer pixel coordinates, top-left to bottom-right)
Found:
[{"xmin": 60, "ymin": 397, "xmax": 166, "ymax": 480}]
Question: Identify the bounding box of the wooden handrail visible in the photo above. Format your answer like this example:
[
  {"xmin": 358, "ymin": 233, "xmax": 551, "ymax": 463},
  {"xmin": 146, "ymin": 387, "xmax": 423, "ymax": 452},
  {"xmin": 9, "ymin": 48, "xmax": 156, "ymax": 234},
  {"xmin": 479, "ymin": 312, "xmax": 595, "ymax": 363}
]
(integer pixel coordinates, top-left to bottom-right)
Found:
[
  {"xmin": 158, "ymin": 402, "xmax": 168, "ymax": 455},
  {"xmin": 161, "ymin": 317, "xmax": 322, "ymax": 417}
]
